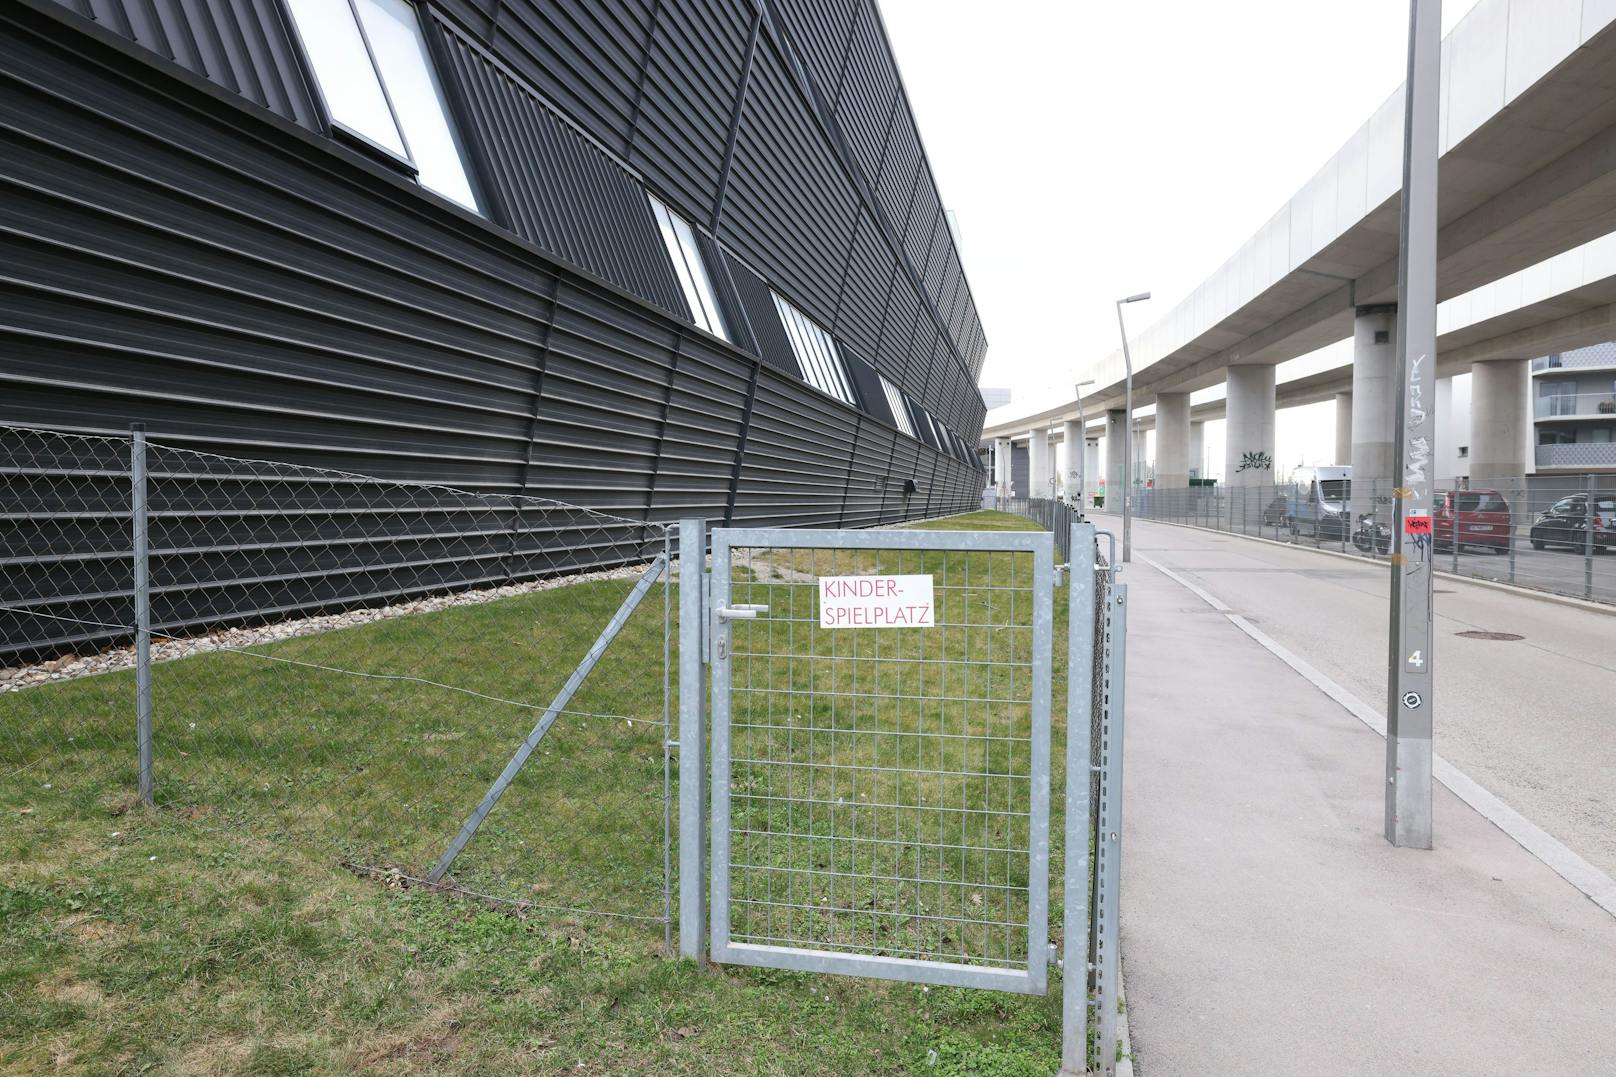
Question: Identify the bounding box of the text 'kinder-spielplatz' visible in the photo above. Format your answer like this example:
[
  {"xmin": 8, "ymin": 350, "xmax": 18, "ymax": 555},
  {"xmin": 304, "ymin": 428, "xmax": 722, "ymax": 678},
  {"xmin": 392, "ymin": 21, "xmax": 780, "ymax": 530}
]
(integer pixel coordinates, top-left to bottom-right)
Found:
[{"xmin": 817, "ymin": 574, "xmax": 936, "ymax": 629}]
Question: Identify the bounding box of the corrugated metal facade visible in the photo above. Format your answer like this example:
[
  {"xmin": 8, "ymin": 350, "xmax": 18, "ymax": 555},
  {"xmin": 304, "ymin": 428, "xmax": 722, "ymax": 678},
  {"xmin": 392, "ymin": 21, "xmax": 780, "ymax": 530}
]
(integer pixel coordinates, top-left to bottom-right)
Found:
[{"xmin": 4, "ymin": 0, "xmax": 987, "ymax": 652}]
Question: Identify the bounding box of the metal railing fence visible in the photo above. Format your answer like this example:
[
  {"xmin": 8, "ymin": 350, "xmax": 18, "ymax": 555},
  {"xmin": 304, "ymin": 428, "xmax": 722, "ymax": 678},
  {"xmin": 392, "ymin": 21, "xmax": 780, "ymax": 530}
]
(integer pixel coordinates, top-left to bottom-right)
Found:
[
  {"xmin": 1095, "ymin": 476, "xmax": 1616, "ymax": 605},
  {"xmin": 708, "ymin": 529, "xmax": 1052, "ymax": 989},
  {"xmin": 6, "ymin": 432, "xmax": 1133, "ymax": 1069},
  {"xmin": 2, "ymin": 424, "xmax": 676, "ymax": 936},
  {"xmin": 999, "ymin": 496, "xmax": 1082, "ymax": 562},
  {"xmin": 996, "ymin": 501, "xmax": 1128, "ymax": 1073}
]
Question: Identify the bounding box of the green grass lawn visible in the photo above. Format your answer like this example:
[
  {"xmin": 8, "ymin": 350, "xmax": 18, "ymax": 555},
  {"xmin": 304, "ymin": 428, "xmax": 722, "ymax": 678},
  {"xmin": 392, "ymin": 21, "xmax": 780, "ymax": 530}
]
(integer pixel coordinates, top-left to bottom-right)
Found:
[{"xmin": 2, "ymin": 510, "xmax": 1080, "ymax": 1075}]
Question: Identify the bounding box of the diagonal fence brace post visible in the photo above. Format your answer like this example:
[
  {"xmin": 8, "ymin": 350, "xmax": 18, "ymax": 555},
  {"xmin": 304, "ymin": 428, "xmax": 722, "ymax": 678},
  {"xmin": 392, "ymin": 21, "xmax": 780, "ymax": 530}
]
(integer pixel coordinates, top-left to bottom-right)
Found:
[{"xmin": 427, "ymin": 555, "xmax": 668, "ymax": 883}]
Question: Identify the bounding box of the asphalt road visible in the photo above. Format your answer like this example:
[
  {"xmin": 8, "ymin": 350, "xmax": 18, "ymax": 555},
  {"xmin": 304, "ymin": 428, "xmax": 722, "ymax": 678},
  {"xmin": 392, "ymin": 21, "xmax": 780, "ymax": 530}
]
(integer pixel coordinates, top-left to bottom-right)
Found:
[{"xmin": 1093, "ymin": 511, "xmax": 1616, "ymax": 881}]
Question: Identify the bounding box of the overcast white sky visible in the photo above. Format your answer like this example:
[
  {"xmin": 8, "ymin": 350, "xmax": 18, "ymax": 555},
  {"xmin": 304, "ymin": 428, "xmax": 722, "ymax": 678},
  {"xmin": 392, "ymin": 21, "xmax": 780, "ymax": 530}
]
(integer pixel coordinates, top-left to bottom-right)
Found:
[{"xmin": 881, "ymin": 0, "xmax": 1481, "ymax": 476}]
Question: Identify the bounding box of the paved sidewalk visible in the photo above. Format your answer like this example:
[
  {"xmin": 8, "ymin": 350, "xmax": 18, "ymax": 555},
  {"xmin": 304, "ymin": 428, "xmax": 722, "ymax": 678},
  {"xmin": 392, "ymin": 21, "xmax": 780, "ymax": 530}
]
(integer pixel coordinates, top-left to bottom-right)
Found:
[{"xmin": 1114, "ymin": 552, "xmax": 1616, "ymax": 1076}]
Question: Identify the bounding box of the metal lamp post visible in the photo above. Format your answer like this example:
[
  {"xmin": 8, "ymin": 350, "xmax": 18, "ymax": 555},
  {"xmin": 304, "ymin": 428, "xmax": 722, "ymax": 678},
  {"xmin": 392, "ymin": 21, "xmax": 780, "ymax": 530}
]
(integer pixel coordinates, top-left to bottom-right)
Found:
[
  {"xmin": 1385, "ymin": 0, "xmax": 1440, "ymax": 850},
  {"xmin": 1074, "ymin": 379, "xmax": 1094, "ymax": 514},
  {"xmin": 1115, "ymin": 292, "xmax": 1150, "ymax": 562}
]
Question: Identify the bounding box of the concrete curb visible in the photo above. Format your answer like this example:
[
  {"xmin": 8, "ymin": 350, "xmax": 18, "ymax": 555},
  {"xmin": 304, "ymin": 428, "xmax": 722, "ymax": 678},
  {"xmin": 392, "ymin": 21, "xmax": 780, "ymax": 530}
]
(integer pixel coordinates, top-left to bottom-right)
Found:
[
  {"xmin": 1115, "ymin": 974, "xmax": 1135, "ymax": 1077},
  {"xmin": 1100, "ymin": 514, "xmax": 1616, "ymax": 617}
]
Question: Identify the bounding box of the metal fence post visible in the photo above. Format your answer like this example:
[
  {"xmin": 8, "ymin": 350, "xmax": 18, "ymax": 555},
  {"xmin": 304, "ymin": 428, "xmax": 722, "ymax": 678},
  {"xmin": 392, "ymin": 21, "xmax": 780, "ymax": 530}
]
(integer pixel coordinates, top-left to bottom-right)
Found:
[
  {"xmin": 1061, "ymin": 521, "xmax": 1097, "ymax": 1074},
  {"xmin": 1094, "ymin": 581, "xmax": 1129, "ymax": 1074},
  {"xmin": 1508, "ymin": 488, "xmax": 1518, "ymax": 583},
  {"xmin": 1451, "ymin": 484, "xmax": 1460, "ymax": 576},
  {"xmin": 130, "ymin": 423, "xmax": 154, "ymax": 807},
  {"xmin": 1586, "ymin": 473, "xmax": 1597, "ymax": 601},
  {"xmin": 678, "ymin": 518, "xmax": 708, "ymax": 959}
]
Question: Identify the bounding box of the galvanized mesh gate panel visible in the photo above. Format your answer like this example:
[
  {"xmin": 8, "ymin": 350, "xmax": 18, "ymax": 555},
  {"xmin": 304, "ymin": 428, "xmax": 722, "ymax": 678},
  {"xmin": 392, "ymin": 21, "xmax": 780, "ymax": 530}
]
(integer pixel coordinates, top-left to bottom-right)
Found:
[{"xmin": 708, "ymin": 527, "xmax": 1053, "ymax": 992}]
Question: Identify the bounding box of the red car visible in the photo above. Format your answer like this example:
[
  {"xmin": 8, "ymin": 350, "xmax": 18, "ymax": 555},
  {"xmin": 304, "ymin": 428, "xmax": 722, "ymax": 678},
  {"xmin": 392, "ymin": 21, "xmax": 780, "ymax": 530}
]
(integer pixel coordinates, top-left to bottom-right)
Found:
[{"xmin": 1433, "ymin": 489, "xmax": 1511, "ymax": 553}]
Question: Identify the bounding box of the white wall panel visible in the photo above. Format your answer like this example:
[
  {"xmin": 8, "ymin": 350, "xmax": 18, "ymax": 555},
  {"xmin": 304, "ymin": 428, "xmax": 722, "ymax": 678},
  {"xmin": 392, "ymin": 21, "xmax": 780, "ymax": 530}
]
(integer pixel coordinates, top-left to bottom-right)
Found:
[
  {"xmin": 1505, "ymin": 0, "xmax": 1583, "ymax": 102},
  {"xmin": 1334, "ymin": 124, "xmax": 1370, "ymax": 232},
  {"xmin": 1583, "ymin": 0, "xmax": 1616, "ymax": 41},
  {"xmin": 1445, "ymin": 0, "xmax": 1508, "ymax": 149},
  {"xmin": 1366, "ymin": 88, "xmax": 1405, "ymax": 207}
]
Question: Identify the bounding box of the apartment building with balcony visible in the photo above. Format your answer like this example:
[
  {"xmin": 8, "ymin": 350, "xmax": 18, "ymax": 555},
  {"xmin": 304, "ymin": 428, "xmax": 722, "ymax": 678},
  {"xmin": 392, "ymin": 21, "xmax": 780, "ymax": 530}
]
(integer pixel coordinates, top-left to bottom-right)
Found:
[{"xmin": 1533, "ymin": 343, "xmax": 1616, "ymax": 473}]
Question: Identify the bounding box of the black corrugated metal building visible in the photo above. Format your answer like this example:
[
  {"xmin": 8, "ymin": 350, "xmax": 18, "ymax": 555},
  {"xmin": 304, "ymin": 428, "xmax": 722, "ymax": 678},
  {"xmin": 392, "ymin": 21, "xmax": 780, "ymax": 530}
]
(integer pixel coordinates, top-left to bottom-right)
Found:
[{"xmin": 2, "ymin": 0, "xmax": 989, "ymax": 530}]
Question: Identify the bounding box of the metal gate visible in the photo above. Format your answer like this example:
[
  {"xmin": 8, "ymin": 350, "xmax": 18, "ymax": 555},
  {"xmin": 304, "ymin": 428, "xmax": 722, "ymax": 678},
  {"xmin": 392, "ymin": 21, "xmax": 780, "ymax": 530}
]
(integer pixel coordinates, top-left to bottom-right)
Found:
[{"xmin": 705, "ymin": 526, "xmax": 1054, "ymax": 993}]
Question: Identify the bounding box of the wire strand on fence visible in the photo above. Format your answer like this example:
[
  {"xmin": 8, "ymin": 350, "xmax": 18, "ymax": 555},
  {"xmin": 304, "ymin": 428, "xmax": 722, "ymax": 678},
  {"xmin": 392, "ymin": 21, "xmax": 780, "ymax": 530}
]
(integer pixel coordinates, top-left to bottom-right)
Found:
[{"xmin": 1, "ymin": 423, "xmax": 675, "ymax": 934}]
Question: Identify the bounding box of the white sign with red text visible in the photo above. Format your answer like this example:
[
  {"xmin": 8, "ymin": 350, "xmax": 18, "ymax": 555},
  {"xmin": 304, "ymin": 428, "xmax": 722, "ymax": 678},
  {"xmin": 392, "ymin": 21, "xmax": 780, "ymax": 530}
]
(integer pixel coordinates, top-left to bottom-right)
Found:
[{"xmin": 818, "ymin": 574, "xmax": 935, "ymax": 629}]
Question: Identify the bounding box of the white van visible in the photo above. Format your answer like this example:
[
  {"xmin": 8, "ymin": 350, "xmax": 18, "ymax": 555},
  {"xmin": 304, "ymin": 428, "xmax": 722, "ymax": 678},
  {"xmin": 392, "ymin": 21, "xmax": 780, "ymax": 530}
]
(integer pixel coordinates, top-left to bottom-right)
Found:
[{"xmin": 1284, "ymin": 465, "xmax": 1352, "ymax": 538}]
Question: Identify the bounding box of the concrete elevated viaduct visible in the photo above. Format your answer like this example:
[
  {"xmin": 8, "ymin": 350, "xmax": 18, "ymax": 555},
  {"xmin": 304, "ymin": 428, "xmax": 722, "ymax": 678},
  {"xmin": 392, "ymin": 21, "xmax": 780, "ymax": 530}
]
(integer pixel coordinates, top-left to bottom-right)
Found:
[{"xmin": 986, "ymin": 0, "xmax": 1616, "ymax": 510}]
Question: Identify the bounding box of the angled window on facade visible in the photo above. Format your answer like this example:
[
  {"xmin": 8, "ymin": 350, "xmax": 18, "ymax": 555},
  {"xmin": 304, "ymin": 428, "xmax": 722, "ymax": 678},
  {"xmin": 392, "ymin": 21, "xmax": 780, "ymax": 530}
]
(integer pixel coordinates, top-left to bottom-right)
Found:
[
  {"xmin": 648, "ymin": 195, "xmax": 728, "ymax": 340},
  {"xmin": 284, "ymin": 0, "xmax": 480, "ymax": 212},
  {"xmin": 880, "ymin": 375, "xmax": 916, "ymax": 437},
  {"xmin": 771, "ymin": 292, "xmax": 856, "ymax": 406}
]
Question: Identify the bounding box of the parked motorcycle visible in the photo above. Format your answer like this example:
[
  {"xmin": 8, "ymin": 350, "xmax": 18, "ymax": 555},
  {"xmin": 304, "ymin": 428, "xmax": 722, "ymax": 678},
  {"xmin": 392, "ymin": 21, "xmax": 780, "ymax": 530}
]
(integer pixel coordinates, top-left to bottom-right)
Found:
[{"xmin": 1352, "ymin": 513, "xmax": 1391, "ymax": 555}]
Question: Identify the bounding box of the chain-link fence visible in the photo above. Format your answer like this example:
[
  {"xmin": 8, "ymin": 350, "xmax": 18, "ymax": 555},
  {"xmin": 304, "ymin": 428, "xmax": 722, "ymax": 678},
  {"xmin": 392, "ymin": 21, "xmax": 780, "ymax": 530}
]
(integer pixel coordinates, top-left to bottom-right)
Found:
[
  {"xmin": 1114, "ymin": 475, "xmax": 1616, "ymax": 604},
  {"xmin": 1, "ymin": 424, "xmax": 675, "ymax": 938}
]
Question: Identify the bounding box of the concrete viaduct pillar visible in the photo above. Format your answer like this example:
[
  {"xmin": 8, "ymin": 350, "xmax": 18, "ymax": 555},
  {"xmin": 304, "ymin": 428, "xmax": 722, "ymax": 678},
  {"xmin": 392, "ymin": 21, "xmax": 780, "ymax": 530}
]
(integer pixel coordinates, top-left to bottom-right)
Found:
[
  {"xmin": 1155, "ymin": 392, "xmax": 1192, "ymax": 488},
  {"xmin": 1062, "ymin": 419, "xmax": 1084, "ymax": 504},
  {"xmin": 1105, "ymin": 409, "xmax": 1127, "ymax": 507},
  {"xmin": 1470, "ymin": 358, "xmax": 1529, "ymax": 491},
  {"xmin": 1351, "ymin": 305, "xmax": 1397, "ymax": 521},
  {"xmin": 1028, "ymin": 427, "xmax": 1051, "ymax": 501},
  {"xmin": 1334, "ymin": 392, "xmax": 1353, "ymax": 466},
  {"xmin": 1189, "ymin": 421, "xmax": 1205, "ymax": 480},
  {"xmin": 1086, "ymin": 438, "xmax": 1101, "ymax": 505},
  {"xmin": 1224, "ymin": 365, "xmax": 1276, "ymax": 486},
  {"xmin": 993, "ymin": 437, "xmax": 1012, "ymax": 500}
]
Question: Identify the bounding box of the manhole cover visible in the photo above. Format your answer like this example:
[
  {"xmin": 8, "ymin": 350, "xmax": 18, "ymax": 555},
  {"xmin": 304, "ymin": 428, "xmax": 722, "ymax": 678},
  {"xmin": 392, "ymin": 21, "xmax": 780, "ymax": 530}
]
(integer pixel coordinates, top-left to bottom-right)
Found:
[{"xmin": 1455, "ymin": 630, "xmax": 1523, "ymax": 641}]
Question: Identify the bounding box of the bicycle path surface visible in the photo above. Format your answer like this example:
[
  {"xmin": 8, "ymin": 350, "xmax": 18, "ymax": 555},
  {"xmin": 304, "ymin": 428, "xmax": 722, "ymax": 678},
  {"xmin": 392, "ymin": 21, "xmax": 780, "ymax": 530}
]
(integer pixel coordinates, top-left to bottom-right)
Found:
[{"xmin": 1092, "ymin": 513, "xmax": 1616, "ymax": 1075}]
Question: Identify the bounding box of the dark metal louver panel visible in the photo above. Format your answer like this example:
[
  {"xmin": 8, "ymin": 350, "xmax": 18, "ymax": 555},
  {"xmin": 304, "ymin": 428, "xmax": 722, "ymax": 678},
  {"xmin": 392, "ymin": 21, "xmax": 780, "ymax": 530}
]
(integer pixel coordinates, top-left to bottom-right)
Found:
[
  {"xmin": 840, "ymin": 419, "xmax": 893, "ymax": 529},
  {"xmin": 0, "ymin": 2, "xmax": 985, "ymax": 656},
  {"xmin": 832, "ymin": 5, "xmax": 897, "ymax": 191},
  {"xmin": 839, "ymin": 347, "xmax": 894, "ymax": 431},
  {"xmin": 630, "ymin": 0, "xmax": 750, "ymax": 226},
  {"xmin": 43, "ymin": 0, "xmax": 321, "ymax": 129},
  {"xmin": 769, "ymin": 0, "xmax": 854, "ymax": 103},
  {"xmin": 437, "ymin": 25, "xmax": 687, "ymax": 317},
  {"xmin": 835, "ymin": 208, "xmax": 888, "ymax": 363},
  {"xmin": 650, "ymin": 332, "xmax": 751, "ymax": 523},
  {"xmin": 719, "ymin": 41, "xmax": 855, "ymax": 336},
  {"xmin": 436, "ymin": 0, "xmax": 654, "ymax": 156},
  {"xmin": 731, "ymin": 368, "xmax": 857, "ymax": 529},
  {"xmin": 722, "ymin": 253, "xmax": 799, "ymax": 377}
]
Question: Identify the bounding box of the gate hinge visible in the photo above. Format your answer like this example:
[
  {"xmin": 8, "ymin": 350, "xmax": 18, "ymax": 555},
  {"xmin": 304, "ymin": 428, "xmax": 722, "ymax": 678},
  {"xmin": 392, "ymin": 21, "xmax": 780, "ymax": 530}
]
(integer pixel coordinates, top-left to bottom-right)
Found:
[{"xmin": 1047, "ymin": 943, "xmax": 1061, "ymax": 967}]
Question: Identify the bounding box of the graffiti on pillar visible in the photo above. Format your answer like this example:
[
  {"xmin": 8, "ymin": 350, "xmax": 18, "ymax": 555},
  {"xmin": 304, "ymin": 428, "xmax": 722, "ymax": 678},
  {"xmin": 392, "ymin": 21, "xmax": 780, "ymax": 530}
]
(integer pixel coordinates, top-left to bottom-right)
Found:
[
  {"xmin": 1235, "ymin": 450, "xmax": 1273, "ymax": 474},
  {"xmin": 1404, "ymin": 436, "xmax": 1430, "ymax": 488},
  {"xmin": 1403, "ymin": 353, "xmax": 1431, "ymax": 492}
]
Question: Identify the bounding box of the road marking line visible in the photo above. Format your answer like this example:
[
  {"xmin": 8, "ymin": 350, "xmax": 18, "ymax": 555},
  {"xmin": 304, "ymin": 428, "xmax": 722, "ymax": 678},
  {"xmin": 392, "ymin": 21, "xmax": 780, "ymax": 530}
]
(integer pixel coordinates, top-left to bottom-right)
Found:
[{"xmin": 1138, "ymin": 551, "xmax": 1616, "ymax": 920}]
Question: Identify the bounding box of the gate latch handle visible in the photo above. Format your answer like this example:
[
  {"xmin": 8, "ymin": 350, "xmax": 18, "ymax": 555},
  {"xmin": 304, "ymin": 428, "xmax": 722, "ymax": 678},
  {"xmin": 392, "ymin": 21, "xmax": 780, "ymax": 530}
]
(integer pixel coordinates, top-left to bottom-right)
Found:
[{"xmin": 716, "ymin": 604, "xmax": 769, "ymax": 620}]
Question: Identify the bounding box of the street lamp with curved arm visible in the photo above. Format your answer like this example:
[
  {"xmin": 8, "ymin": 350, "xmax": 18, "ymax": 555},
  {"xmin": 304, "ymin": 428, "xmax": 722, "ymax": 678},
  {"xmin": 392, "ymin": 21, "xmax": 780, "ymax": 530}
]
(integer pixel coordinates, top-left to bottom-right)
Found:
[
  {"xmin": 1073, "ymin": 379, "xmax": 1095, "ymax": 514},
  {"xmin": 1115, "ymin": 292, "xmax": 1151, "ymax": 562}
]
